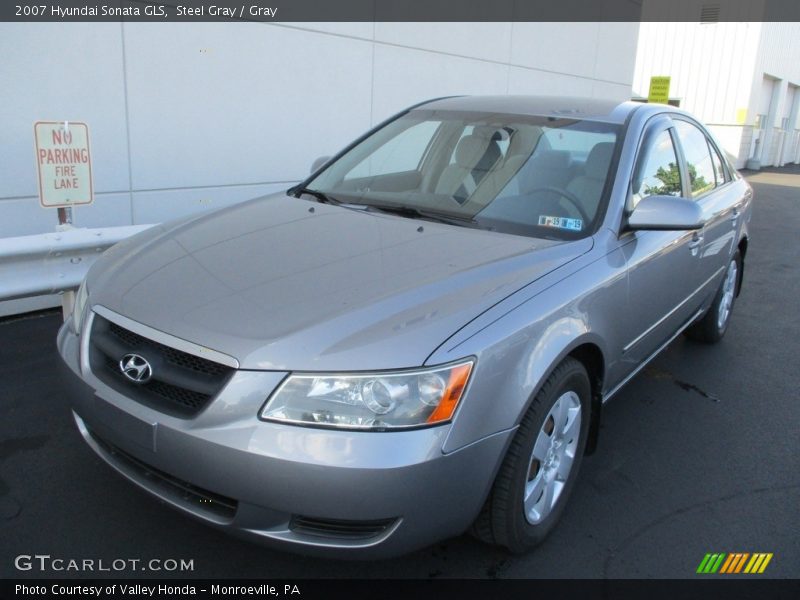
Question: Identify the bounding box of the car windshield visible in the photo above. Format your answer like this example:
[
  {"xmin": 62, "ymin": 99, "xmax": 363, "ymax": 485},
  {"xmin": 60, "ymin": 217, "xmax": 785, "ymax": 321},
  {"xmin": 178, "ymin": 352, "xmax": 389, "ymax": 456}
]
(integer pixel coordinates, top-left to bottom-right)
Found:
[{"xmin": 305, "ymin": 109, "xmax": 620, "ymax": 240}]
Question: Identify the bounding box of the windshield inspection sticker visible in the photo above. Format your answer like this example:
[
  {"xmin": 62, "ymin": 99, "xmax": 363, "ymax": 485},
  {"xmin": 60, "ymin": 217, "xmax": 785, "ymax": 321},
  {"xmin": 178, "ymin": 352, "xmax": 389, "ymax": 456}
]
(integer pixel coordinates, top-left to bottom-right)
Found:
[{"xmin": 538, "ymin": 215, "xmax": 583, "ymax": 231}]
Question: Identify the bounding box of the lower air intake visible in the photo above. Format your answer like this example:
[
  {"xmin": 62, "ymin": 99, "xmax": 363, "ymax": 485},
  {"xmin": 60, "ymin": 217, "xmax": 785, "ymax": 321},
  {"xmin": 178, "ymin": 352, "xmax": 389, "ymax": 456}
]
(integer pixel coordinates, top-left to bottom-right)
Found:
[{"xmin": 290, "ymin": 515, "xmax": 397, "ymax": 540}]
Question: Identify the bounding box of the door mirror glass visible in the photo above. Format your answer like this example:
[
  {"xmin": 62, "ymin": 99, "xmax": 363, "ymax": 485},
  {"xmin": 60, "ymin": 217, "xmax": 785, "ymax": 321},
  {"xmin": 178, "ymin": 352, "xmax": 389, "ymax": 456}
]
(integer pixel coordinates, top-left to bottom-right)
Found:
[{"xmin": 627, "ymin": 195, "xmax": 704, "ymax": 231}]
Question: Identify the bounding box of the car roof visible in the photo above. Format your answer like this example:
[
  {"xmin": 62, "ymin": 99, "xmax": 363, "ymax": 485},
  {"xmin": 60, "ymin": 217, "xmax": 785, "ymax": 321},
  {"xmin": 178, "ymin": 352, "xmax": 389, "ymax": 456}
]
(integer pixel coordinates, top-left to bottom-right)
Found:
[{"xmin": 416, "ymin": 95, "xmax": 649, "ymax": 125}]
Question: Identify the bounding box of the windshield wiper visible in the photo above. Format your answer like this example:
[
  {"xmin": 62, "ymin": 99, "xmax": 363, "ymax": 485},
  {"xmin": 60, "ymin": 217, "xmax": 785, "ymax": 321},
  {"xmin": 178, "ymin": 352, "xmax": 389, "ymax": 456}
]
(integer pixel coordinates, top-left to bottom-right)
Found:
[
  {"xmin": 293, "ymin": 187, "xmax": 341, "ymax": 205},
  {"xmin": 362, "ymin": 203, "xmax": 479, "ymax": 228}
]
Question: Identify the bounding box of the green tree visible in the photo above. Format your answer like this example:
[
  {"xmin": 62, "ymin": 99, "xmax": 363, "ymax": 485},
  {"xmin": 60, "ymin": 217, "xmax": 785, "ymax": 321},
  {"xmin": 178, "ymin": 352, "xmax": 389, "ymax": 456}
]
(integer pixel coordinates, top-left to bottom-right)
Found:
[
  {"xmin": 644, "ymin": 161, "xmax": 682, "ymax": 196},
  {"xmin": 643, "ymin": 162, "xmax": 709, "ymax": 196}
]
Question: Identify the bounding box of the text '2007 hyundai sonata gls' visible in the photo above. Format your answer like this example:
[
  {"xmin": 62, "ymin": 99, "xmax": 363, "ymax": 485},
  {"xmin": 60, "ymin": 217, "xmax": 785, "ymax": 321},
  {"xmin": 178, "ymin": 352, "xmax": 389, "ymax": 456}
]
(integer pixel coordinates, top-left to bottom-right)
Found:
[{"xmin": 58, "ymin": 96, "xmax": 752, "ymax": 557}]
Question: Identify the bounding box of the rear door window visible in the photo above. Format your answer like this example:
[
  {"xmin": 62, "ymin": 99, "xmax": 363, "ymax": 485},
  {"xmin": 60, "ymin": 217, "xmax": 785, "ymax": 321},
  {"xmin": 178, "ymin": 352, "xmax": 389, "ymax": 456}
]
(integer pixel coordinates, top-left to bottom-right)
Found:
[
  {"xmin": 708, "ymin": 140, "xmax": 729, "ymax": 186},
  {"xmin": 674, "ymin": 120, "xmax": 717, "ymax": 197}
]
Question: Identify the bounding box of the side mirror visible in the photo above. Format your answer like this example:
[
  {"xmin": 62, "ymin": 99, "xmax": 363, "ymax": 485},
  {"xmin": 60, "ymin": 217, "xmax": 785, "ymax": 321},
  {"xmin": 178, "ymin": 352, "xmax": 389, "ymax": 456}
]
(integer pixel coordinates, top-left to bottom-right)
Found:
[
  {"xmin": 310, "ymin": 155, "xmax": 331, "ymax": 174},
  {"xmin": 627, "ymin": 195, "xmax": 704, "ymax": 231}
]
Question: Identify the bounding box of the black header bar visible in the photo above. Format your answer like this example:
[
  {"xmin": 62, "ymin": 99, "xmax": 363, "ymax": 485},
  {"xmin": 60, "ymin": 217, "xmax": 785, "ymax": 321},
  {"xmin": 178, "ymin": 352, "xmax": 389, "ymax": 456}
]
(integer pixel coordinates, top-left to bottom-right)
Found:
[
  {"xmin": 4, "ymin": 578, "xmax": 800, "ymax": 600},
  {"xmin": 3, "ymin": 0, "xmax": 800, "ymax": 23}
]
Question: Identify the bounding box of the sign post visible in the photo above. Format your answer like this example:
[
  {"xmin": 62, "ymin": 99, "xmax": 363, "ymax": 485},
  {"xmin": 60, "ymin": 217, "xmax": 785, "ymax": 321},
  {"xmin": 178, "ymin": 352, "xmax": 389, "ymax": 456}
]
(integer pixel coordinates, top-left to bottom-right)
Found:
[
  {"xmin": 33, "ymin": 120, "xmax": 94, "ymax": 318},
  {"xmin": 647, "ymin": 76, "xmax": 671, "ymax": 104}
]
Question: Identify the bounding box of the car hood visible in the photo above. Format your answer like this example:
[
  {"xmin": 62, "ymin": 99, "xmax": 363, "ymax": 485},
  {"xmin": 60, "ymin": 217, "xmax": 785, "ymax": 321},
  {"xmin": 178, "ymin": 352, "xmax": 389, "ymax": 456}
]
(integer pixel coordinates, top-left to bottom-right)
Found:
[{"xmin": 88, "ymin": 193, "xmax": 592, "ymax": 370}]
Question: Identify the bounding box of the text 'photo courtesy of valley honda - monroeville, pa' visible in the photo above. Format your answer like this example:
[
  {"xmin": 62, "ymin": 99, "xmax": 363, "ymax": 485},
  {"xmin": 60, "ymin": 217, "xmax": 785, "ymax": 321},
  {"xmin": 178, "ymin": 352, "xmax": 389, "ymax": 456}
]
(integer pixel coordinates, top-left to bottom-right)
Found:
[{"xmin": 58, "ymin": 95, "xmax": 752, "ymax": 558}]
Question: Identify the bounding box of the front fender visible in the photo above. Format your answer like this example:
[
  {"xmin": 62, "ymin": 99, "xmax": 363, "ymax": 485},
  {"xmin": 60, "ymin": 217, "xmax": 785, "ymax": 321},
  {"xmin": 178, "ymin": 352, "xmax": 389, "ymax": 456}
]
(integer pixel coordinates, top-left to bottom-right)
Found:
[
  {"xmin": 439, "ymin": 311, "xmax": 608, "ymax": 454},
  {"xmin": 427, "ymin": 235, "xmax": 626, "ymax": 454}
]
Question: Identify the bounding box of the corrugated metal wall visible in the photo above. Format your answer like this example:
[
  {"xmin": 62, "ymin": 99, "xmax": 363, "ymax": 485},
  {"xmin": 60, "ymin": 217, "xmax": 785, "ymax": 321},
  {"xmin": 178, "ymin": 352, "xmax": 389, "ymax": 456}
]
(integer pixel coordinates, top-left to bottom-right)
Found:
[
  {"xmin": 633, "ymin": 18, "xmax": 800, "ymax": 168},
  {"xmin": 751, "ymin": 23, "xmax": 800, "ymax": 166}
]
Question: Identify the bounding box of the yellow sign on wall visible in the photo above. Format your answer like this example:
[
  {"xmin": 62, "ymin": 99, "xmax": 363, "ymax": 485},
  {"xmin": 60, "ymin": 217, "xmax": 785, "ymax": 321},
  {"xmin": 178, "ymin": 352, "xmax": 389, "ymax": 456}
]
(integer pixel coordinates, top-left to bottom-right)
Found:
[
  {"xmin": 735, "ymin": 108, "xmax": 748, "ymax": 124},
  {"xmin": 648, "ymin": 76, "xmax": 671, "ymax": 104}
]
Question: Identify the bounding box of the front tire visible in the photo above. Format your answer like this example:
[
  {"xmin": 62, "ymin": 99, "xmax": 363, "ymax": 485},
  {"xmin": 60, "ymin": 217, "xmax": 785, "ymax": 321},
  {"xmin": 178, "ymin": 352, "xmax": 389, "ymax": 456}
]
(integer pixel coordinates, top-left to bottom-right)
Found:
[
  {"xmin": 686, "ymin": 249, "xmax": 742, "ymax": 343},
  {"xmin": 471, "ymin": 357, "xmax": 591, "ymax": 553}
]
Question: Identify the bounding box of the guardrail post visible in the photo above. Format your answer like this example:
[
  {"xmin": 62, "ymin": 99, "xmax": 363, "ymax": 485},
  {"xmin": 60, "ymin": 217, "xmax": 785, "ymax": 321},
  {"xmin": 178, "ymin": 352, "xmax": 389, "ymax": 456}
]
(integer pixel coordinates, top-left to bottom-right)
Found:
[
  {"xmin": 61, "ymin": 291, "xmax": 75, "ymax": 322},
  {"xmin": 57, "ymin": 206, "xmax": 73, "ymax": 226}
]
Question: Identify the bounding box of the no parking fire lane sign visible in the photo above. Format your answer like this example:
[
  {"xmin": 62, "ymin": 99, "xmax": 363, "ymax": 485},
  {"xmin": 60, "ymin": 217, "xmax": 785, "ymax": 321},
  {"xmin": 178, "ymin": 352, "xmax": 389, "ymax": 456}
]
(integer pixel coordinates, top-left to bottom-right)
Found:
[{"xmin": 34, "ymin": 121, "xmax": 93, "ymax": 208}]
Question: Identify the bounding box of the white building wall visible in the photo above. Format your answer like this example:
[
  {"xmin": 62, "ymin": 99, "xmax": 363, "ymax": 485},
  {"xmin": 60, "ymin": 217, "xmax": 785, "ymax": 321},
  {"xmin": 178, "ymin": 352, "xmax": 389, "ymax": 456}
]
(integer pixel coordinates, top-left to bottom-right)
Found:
[{"xmin": 0, "ymin": 21, "xmax": 639, "ymax": 240}]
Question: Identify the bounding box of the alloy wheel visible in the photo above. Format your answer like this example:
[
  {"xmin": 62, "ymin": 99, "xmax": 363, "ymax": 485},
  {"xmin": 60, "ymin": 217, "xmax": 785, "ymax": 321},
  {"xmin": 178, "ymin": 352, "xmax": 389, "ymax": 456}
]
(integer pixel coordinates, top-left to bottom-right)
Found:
[{"xmin": 524, "ymin": 391, "xmax": 582, "ymax": 524}]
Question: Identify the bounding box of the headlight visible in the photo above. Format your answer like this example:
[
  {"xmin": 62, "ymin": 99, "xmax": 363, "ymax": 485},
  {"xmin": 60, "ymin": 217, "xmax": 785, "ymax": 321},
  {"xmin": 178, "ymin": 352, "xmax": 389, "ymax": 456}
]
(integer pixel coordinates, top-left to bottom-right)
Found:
[
  {"xmin": 260, "ymin": 360, "xmax": 474, "ymax": 430},
  {"xmin": 71, "ymin": 278, "xmax": 89, "ymax": 334}
]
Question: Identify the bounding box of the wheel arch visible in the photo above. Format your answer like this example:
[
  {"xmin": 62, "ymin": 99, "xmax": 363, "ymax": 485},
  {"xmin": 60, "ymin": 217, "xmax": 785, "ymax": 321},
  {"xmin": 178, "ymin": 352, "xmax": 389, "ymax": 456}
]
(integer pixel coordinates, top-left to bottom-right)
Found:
[
  {"xmin": 518, "ymin": 335, "xmax": 607, "ymax": 456},
  {"xmin": 566, "ymin": 342, "xmax": 604, "ymax": 455},
  {"xmin": 439, "ymin": 312, "xmax": 613, "ymax": 455},
  {"xmin": 736, "ymin": 235, "xmax": 748, "ymax": 296}
]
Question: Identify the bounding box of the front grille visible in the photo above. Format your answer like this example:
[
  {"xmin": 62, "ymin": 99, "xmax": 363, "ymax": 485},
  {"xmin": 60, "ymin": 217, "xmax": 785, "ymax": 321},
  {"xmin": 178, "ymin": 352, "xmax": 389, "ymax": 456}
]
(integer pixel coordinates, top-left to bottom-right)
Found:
[
  {"xmin": 89, "ymin": 314, "xmax": 234, "ymax": 417},
  {"xmin": 88, "ymin": 428, "xmax": 238, "ymax": 521},
  {"xmin": 100, "ymin": 355, "xmax": 211, "ymax": 411},
  {"xmin": 290, "ymin": 515, "xmax": 397, "ymax": 540},
  {"xmin": 106, "ymin": 321, "xmax": 231, "ymax": 377}
]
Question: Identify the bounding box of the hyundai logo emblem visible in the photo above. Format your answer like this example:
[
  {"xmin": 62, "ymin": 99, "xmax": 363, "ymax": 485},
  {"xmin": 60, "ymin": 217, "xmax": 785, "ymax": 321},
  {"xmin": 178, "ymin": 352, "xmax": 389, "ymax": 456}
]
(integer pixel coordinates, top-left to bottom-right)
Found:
[{"xmin": 119, "ymin": 353, "xmax": 153, "ymax": 384}]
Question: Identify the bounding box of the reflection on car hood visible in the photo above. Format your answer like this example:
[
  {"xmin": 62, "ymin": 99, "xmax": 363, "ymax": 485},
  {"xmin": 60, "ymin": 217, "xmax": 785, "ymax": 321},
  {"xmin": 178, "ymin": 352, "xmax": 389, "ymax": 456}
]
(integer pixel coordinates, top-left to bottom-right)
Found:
[{"xmin": 88, "ymin": 193, "xmax": 592, "ymax": 370}]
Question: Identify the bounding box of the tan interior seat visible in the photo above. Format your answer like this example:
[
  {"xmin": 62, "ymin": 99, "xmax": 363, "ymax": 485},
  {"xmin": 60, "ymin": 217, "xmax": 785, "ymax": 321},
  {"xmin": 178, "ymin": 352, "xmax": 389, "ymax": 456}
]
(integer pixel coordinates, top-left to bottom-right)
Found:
[
  {"xmin": 562, "ymin": 142, "xmax": 615, "ymax": 219},
  {"xmin": 435, "ymin": 129, "xmax": 503, "ymax": 203}
]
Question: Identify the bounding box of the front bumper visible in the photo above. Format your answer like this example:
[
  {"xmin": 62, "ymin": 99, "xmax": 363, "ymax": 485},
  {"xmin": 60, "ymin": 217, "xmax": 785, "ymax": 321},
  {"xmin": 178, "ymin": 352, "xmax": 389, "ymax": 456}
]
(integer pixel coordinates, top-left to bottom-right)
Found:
[{"xmin": 57, "ymin": 318, "xmax": 511, "ymax": 558}]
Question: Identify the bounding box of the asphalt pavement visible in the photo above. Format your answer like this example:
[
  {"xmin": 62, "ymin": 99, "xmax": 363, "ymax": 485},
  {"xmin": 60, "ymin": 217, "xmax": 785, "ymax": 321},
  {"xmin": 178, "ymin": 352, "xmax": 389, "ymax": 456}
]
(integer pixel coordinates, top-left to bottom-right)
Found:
[{"xmin": 1, "ymin": 166, "xmax": 798, "ymax": 579}]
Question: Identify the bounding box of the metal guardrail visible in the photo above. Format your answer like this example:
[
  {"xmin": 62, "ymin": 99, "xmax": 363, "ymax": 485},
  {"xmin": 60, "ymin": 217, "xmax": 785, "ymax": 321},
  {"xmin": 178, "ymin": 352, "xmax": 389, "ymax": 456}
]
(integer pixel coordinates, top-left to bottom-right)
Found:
[{"xmin": 0, "ymin": 225, "xmax": 153, "ymax": 304}]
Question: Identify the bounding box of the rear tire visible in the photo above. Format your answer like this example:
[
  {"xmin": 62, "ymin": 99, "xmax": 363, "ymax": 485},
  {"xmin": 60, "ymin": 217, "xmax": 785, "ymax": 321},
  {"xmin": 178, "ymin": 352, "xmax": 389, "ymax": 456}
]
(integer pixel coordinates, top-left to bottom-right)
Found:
[
  {"xmin": 686, "ymin": 249, "xmax": 742, "ymax": 344},
  {"xmin": 471, "ymin": 357, "xmax": 590, "ymax": 553}
]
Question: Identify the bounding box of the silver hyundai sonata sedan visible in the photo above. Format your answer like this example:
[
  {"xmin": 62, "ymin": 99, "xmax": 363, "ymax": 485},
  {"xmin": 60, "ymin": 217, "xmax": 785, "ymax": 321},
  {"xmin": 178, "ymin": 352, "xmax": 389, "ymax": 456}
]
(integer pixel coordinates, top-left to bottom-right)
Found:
[{"xmin": 57, "ymin": 95, "xmax": 752, "ymax": 558}]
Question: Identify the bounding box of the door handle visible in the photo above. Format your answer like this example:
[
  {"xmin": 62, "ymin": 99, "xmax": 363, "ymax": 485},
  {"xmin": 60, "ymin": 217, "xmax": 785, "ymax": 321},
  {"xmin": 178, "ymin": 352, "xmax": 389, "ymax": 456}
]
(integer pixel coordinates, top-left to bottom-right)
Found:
[{"xmin": 730, "ymin": 207, "xmax": 740, "ymax": 226}]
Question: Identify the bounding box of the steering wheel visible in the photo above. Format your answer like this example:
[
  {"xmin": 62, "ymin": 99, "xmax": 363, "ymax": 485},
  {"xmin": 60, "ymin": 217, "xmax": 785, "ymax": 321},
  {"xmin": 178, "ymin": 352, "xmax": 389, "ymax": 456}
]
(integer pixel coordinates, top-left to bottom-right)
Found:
[{"xmin": 524, "ymin": 186, "xmax": 590, "ymax": 224}]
